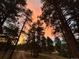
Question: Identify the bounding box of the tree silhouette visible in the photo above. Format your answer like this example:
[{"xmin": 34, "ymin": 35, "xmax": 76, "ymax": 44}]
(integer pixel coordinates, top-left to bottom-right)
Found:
[
  {"xmin": 0, "ymin": 0, "xmax": 26, "ymax": 34},
  {"xmin": 27, "ymin": 20, "xmax": 44, "ymax": 57},
  {"xmin": 7, "ymin": 9, "xmax": 32, "ymax": 59},
  {"xmin": 40, "ymin": 35, "xmax": 47, "ymax": 52},
  {"xmin": 0, "ymin": 0, "xmax": 33, "ymax": 59},
  {"xmin": 41, "ymin": 0, "xmax": 79, "ymax": 58},
  {"xmin": 54, "ymin": 37, "xmax": 61, "ymax": 52},
  {"xmin": 47, "ymin": 37, "xmax": 54, "ymax": 53}
]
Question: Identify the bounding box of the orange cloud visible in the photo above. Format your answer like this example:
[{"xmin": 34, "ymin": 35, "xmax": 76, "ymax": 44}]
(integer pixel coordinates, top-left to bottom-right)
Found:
[{"xmin": 44, "ymin": 25, "xmax": 55, "ymax": 38}]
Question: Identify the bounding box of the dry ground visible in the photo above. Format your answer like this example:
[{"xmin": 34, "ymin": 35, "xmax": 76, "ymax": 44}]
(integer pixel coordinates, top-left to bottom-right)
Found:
[{"xmin": 0, "ymin": 50, "xmax": 68, "ymax": 59}]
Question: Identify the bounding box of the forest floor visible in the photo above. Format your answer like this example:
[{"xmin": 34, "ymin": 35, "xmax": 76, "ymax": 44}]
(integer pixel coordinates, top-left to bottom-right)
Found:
[{"xmin": 0, "ymin": 50, "xmax": 68, "ymax": 59}]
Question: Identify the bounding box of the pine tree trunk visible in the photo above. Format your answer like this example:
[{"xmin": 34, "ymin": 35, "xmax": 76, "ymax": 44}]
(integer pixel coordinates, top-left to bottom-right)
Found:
[
  {"xmin": 53, "ymin": 0, "xmax": 79, "ymax": 58},
  {"xmin": 0, "ymin": 17, "xmax": 6, "ymax": 34},
  {"xmin": 0, "ymin": 22, "xmax": 3, "ymax": 34}
]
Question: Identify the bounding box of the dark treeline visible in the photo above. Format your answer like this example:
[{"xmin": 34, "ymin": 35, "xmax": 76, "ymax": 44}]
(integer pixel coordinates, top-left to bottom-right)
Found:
[
  {"xmin": 0, "ymin": 0, "xmax": 32, "ymax": 59},
  {"xmin": 40, "ymin": 0, "xmax": 79, "ymax": 58},
  {"xmin": 0, "ymin": 0, "xmax": 79, "ymax": 59}
]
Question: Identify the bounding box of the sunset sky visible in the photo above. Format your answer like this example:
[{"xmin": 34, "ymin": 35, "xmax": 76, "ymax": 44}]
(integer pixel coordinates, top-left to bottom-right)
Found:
[
  {"xmin": 27, "ymin": 0, "xmax": 53, "ymax": 37},
  {"xmin": 18, "ymin": 0, "xmax": 54, "ymax": 44},
  {"xmin": 27, "ymin": 0, "xmax": 42, "ymax": 22}
]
